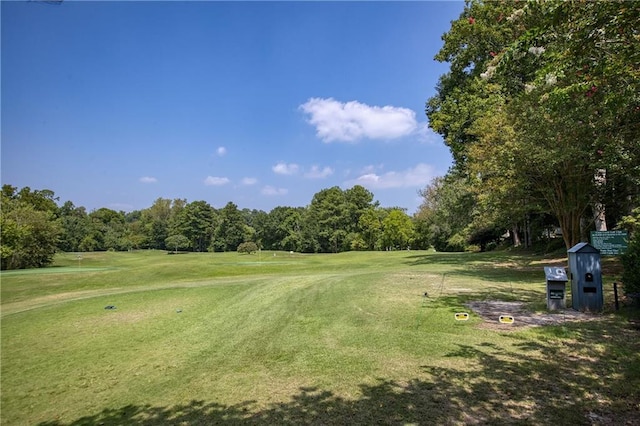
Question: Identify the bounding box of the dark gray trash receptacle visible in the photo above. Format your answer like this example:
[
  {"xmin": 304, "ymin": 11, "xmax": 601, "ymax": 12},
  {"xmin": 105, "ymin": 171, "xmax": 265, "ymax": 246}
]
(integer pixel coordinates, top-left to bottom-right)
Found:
[
  {"xmin": 544, "ymin": 266, "xmax": 568, "ymax": 310},
  {"xmin": 568, "ymin": 242, "xmax": 603, "ymax": 312}
]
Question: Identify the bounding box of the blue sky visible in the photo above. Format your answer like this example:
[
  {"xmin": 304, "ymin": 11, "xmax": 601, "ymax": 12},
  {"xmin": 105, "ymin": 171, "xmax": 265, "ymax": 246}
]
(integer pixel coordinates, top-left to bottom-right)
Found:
[{"xmin": 2, "ymin": 1, "xmax": 463, "ymax": 214}]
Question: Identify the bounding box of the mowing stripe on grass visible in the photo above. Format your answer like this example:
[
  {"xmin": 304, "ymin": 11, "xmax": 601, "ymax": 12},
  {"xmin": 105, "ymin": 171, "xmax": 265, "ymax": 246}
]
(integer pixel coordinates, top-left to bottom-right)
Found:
[{"xmin": 0, "ymin": 267, "xmax": 115, "ymax": 276}]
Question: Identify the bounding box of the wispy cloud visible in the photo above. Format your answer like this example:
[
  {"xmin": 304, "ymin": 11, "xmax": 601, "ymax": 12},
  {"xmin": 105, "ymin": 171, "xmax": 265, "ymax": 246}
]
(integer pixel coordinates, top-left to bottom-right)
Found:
[
  {"xmin": 304, "ymin": 165, "xmax": 334, "ymax": 179},
  {"xmin": 359, "ymin": 164, "xmax": 384, "ymax": 175},
  {"xmin": 204, "ymin": 176, "xmax": 230, "ymax": 186},
  {"xmin": 241, "ymin": 177, "xmax": 258, "ymax": 185},
  {"xmin": 272, "ymin": 162, "xmax": 299, "ymax": 175},
  {"xmin": 109, "ymin": 203, "xmax": 134, "ymax": 211},
  {"xmin": 139, "ymin": 176, "xmax": 158, "ymax": 184},
  {"xmin": 261, "ymin": 186, "xmax": 288, "ymax": 196},
  {"xmin": 346, "ymin": 163, "xmax": 435, "ymax": 189},
  {"xmin": 300, "ymin": 97, "xmax": 418, "ymax": 143},
  {"xmin": 216, "ymin": 146, "xmax": 227, "ymax": 156},
  {"xmin": 416, "ymin": 122, "xmax": 440, "ymax": 144}
]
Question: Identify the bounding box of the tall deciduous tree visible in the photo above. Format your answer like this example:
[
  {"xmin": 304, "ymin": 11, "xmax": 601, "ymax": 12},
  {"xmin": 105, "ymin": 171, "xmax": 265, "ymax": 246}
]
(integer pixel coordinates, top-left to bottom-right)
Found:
[
  {"xmin": 242, "ymin": 208, "xmax": 268, "ymax": 249},
  {"xmin": 173, "ymin": 200, "xmax": 216, "ymax": 252},
  {"xmin": 212, "ymin": 202, "xmax": 246, "ymax": 252},
  {"xmin": 358, "ymin": 208, "xmax": 384, "ymax": 250},
  {"xmin": 141, "ymin": 198, "xmax": 172, "ymax": 249},
  {"xmin": 381, "ymin": 209, "xmax": 415, "ymax": 250},
  {"xmin": 57, "ymin": 201, "xmax": 91, "ymax": 252},
  {"xmin": 1, "ymin": 185, "xmax": 61, "ymax": 269},
  {"xmin": 428, "ymin": 0, "xmax": 639, "ymax": 249},
  {"xmin": 488, "ymin": 1, "xmax": 639, "ymax": 247},
  {"xmin": 416, "ymin": 175, "xmax": 476, "ymax": 252},
  {"xmin": 427, "ymin": 1, "xmax": 520, "ymax": 167},
  {"xmin": 306, "ymin": 187, "xmax": 347, "ymax": 253},
  {"xmin": 263, "ymin": 206, "xmax": 304, "ymax": 252},
  {"xmin": 87, "ymin": 208, "xmax": 128, "ymax": 251},
  {"xmin": 141, "ymin": 198, "xmax": 186, "ymax": 250}
]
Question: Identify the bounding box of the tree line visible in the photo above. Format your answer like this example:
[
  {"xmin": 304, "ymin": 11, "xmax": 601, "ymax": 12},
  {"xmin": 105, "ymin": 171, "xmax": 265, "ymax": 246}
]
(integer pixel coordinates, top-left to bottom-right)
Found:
[{"xmin": 1, "ymin": 184, "xmax": 419, "ymax": 270}]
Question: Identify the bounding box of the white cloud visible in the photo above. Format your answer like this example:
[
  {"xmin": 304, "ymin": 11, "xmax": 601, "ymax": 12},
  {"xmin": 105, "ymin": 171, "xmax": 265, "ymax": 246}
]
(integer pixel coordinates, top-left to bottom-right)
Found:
[
  {"xmin": 139, "ymin": 176, "xmax": 157, "ymax": 184},
  {"xmin": 346, "ymin": 163, "xmax": 435, "ymax": 189},
  {"xmin": 272, "ymin": 162, "xmax": 299, "ymax": 175},
  {"xmin": 216, "ymin": 146, "xmax": 227, "ymax": 156},
  {"xmin": 241, "ymin": 177, "xmax": 258, "ymax": 185},
  {"xmin": 304, "ymin": 165, "xmax": 334, "ymax": 179},
  {"xmin": 300, "ymin": 97, "xmax": 418, "ymax": 143},
  {"xmin": 204, "ymin": 176, "xmax": 230, "ymax": 186},
  {"xmin": 359, "ymin": 164, "xmax": 384, "ymax": 174},
  {"xmin": 261, "ymin": 186, "xmax": 288, "ymax": 196}
]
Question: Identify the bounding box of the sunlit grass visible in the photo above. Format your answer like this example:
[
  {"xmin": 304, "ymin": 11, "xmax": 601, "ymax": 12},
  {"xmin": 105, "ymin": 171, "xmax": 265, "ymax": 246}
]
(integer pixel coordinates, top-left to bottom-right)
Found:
[{"xmin": 1, "ymin": 250, "xmax": 638, "ymax": 425}]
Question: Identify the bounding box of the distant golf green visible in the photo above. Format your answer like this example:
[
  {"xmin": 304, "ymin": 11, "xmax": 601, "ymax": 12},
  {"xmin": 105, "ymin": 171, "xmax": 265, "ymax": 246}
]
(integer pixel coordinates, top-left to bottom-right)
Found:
[{"xmin": 1, "ymin": 250, "xmax": 638, "ymax": 425}]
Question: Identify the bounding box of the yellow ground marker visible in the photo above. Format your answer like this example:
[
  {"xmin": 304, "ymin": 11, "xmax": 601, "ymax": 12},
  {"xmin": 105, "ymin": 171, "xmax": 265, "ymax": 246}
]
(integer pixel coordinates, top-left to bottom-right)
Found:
[
  {"xmin": 454, "ymin": 312, "xmax": 469, "ymax": 321},
  {"xmin": 499, "ymin": 315, "xmax": 515, "ymax": 324}
]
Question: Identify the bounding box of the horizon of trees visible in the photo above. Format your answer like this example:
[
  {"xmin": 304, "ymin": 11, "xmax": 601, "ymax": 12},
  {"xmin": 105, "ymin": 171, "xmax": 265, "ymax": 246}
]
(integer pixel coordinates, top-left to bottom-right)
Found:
[{"xmin": 1, "ymin": 184, "xmax": 423, "ymax": 270}]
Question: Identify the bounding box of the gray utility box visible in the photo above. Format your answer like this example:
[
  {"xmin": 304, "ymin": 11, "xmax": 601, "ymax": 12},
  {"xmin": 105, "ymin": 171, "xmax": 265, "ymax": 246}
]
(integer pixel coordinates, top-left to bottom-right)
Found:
[
  {"xmin": 544, "ymin": 266, "xmax": 568, "ymax": 310},
  {"xmin": 568, "ymin": 242, "xmax": 603, "ymax": 312}
]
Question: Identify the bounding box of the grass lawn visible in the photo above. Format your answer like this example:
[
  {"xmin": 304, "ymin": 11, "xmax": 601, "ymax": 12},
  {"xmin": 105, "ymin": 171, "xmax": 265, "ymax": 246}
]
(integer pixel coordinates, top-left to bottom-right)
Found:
[{"xmin": 1, "ymin": 250, "xmax": 639, "ymax": 425}]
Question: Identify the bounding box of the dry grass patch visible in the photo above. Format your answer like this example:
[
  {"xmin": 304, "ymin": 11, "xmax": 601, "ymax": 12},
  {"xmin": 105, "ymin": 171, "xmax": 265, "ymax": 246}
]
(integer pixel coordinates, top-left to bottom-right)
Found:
[{"xmin": 466, "ymin": 300, "xmax": 604, "ymax": 329}]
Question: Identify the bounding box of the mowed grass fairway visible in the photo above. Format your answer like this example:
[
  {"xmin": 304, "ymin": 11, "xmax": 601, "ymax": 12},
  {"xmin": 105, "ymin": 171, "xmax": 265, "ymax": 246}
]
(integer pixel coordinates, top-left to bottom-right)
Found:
[{"xmin": 2, "ymin": 250, "xmax": 639, "ymax": 425}]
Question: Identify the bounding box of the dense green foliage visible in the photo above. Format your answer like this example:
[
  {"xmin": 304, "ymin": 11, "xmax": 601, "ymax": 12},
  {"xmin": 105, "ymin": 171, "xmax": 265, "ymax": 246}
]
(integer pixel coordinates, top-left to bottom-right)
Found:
[
  {"xmin": 165, "ymin": 234, "xmax": 191, "ymax": 253},
  {"xmin": 1, "ymin": 184, "xmax": 419, "ymax": 269},
  {"xmin": 620, "ymin": 207, "xmax": 640, "ymax": 295},
  {"xmin": 1, "ymin": 186, "xmax": 62, "ymax": 270},
  {"xmin": 621, "ymin": 234, "xmax": 640, "ymax": 295},
  {"xmin": 422, "ymin": 0, "xmax": 639, "ymax": 251},
  {"xmin": 237, "ymin": 241, "xmax": 259, "ymax": 254}
]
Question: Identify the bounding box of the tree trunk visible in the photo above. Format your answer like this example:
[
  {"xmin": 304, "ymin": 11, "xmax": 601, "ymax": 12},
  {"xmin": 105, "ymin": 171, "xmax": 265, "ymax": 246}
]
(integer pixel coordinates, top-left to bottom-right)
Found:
[
  {"xmin": 557, "ymin": 209, "xmax": 583, "ymax": 250},
  {"xmin": 512, "ymin": 225, "xmax": 521, "ymax": 247},
  {"xmin": 594, "ymin": 203, "xmax": 607, "ymax": 231},
  {"xmin": 593, "ymin": 169, "xmax": 607, "ymax": 231},
  {"xmin": 543, "ymin": 170, "xmax": 592, "ymax": 250}
]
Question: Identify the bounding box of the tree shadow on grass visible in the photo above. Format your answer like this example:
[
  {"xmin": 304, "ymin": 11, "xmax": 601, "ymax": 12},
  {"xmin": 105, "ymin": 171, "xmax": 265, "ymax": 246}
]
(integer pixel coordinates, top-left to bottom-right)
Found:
[
  {"xmin": 39, "ymin": 321, "xmax": 640, "ymax": 426},
  {"xmin": 404, "ymin": 252, "xmax": 563, "ymax": 284}
]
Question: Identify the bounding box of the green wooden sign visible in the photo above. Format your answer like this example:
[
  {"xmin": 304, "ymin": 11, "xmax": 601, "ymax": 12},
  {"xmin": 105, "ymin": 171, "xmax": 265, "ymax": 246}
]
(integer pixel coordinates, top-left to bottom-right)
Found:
[{"xmin": 590, "ymin": 230, "xmax": 628, "ymax": 255}]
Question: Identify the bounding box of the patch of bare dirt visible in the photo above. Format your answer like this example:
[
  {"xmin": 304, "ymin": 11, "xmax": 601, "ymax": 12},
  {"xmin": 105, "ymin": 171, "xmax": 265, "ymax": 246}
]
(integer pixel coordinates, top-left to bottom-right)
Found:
[{"xmin": 465, "ymin": 301, "xmax": 602, "ymax": 329}]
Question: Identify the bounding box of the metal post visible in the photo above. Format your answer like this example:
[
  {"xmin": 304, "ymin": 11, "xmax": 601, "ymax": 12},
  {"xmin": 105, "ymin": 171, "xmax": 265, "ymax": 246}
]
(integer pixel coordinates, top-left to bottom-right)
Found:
[{"xmin": 613, "ymin": 282, "xmax": 619, "ymax": 311}]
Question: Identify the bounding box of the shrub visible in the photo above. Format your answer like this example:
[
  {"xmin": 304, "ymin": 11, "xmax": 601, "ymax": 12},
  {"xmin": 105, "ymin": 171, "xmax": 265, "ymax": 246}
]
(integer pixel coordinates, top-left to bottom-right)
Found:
[
  {"xmin": 165, "ymin": 234, "xmax": 190, "ymax": 253},
  {"xmin": 619, "ymin": 207, "xmax": 640, "ymax": 296},
  {"xmin": 349, "ymin": 234, "xmax": 367, "ymax": 251},
  {"xmin": 237, "ymin": 241, "xmax": 258, "ymax": 254},
  {"xmin": 445, "ymin": 233, "xmax": 467, "ymax": 252},
  {"xmin": 621, "ymin": 232, "xmax": 640, "ymax": 295}
]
